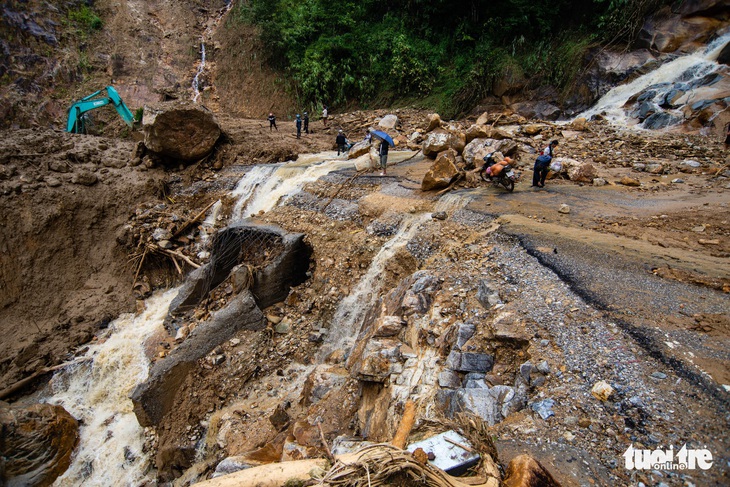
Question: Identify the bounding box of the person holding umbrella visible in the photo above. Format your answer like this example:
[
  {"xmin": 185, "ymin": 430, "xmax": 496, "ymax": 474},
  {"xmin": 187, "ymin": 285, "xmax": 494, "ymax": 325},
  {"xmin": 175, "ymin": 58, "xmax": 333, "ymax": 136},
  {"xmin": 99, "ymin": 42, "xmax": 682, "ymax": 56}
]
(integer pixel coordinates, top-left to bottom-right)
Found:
[{"xmin": 370, "ymin": 129, "xmax": 394, "ymax": 176}]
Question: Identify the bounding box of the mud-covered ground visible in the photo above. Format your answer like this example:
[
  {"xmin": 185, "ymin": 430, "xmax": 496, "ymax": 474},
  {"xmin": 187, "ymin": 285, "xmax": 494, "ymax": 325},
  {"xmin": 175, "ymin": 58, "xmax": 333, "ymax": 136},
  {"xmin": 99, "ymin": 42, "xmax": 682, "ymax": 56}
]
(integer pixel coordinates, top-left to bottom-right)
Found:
[{"xmin": 1, "ymin": 113, "xmax": 729, "ymax": 486}]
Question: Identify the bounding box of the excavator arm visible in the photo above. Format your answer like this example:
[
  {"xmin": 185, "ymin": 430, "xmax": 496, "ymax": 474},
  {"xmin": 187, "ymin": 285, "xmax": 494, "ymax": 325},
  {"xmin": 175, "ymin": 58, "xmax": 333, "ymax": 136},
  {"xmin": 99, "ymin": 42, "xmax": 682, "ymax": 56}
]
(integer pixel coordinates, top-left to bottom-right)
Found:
[{"xmin": 66, "ymin": 86, "xmax": 136, "ymax": 133}]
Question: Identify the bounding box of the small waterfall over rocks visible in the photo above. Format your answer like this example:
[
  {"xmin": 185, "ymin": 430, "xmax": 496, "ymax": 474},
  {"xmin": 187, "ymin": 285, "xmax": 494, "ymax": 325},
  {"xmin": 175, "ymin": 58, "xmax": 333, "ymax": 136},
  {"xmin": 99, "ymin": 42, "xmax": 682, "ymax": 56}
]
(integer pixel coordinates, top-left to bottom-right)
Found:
[{"xmin": 579, "ymin": 31, "xmax": 730, "ymax": 131}]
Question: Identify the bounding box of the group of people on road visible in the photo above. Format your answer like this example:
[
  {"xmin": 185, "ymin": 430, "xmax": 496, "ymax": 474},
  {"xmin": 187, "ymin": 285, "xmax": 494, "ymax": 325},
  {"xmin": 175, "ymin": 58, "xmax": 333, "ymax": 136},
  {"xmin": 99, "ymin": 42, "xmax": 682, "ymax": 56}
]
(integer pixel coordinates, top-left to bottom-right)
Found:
[{"xmin": 268, "ymin": 106, "xmax": 329, "ymax": 138}]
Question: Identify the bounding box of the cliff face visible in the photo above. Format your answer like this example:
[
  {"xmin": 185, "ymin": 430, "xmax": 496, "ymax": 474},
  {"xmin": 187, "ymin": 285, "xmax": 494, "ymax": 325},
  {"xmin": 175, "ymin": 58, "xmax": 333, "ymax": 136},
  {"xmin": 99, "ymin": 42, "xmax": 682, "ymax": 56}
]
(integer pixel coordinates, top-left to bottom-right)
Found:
[{"xmin": 0, "ymin": 0, "xmax": 295, "ymax": 131}]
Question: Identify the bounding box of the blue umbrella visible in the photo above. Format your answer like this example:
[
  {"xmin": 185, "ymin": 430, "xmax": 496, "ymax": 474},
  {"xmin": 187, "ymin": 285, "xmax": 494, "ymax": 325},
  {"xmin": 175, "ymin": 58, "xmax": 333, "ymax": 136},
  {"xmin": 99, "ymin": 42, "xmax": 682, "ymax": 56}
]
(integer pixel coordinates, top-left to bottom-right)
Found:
[{"xmin": 370, "ymin": 129, "xmax": 394, "ymax": 147}]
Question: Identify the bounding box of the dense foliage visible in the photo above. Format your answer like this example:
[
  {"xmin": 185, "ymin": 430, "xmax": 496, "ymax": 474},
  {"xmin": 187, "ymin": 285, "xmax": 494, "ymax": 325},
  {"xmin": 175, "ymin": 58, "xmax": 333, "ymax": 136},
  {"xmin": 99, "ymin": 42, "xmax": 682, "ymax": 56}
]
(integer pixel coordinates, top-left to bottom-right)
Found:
[{"xmin": 232, "ymin": 0, "xmax": 669, "ymax": 115}]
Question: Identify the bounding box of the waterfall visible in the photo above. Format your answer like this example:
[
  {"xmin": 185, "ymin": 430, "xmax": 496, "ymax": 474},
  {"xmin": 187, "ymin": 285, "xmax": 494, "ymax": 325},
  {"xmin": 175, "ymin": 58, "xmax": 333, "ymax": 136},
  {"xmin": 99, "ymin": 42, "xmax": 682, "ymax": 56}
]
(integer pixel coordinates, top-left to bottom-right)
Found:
[
  {"xmin": 191, "ymin": 1, "xmax": 236, "ymax": 103},
  {"xmin": 191, "ymin": 42, "xmax": 206, "ymax": 103},
  {"xmin": 578, "ymin": 32, "xmax": 730, "ymax": 128},
  {"xmin": 321, "ymin": 193, "xmax": 473, "ymax": 358},
  {"xmin": 47, "ymin": 289, "xmax": 179, "ymax": 487},
  {"xmin": 231, "ymin": 154, "xmax": 348, "ymax": 220}
]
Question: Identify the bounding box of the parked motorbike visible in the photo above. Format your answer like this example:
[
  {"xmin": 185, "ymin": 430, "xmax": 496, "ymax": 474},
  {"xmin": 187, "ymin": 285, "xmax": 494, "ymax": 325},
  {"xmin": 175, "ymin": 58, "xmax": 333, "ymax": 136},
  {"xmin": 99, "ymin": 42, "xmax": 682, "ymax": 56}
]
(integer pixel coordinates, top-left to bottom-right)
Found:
[{"xmin": 480, "ymin": 161, "xmax": 517, "ymax": 192}]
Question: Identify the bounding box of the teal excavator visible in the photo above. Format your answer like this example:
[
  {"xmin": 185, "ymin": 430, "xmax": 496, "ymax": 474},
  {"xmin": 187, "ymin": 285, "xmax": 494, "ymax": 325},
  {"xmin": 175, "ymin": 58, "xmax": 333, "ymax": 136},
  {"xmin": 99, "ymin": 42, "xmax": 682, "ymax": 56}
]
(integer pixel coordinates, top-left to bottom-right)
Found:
[{"xmin": 66, "ymin": 85, "xmax": 136, "ymax": 133}]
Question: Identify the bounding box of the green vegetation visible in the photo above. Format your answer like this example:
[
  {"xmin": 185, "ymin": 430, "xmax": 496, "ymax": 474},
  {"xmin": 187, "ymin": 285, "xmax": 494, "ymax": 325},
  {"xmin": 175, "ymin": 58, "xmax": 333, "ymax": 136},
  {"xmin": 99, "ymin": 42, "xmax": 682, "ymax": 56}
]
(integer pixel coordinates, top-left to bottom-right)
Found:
[
  {"xmin": 68, "ymin": 5, "xmax": 103, "ymax": 33},
  {"xmin": 232, "ymin": 0, "xmax": 669, "ymax": 116}
]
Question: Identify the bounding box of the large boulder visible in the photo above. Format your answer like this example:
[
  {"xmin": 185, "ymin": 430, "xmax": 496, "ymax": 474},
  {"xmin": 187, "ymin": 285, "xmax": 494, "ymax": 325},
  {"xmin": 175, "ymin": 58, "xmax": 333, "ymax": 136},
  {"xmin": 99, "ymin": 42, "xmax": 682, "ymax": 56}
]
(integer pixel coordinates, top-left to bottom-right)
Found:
[
  {"xmin": 465, "ymin": 124, "xmax": 490, "ymax": 142},
  {"xmin": 347, "ymin": 139, "xmax": 372, "ymax": 159},
  {"xmin": 132, "ymin": 290, "xmax": 266, "ymax": 427},
  {"xmin": 0, "ymin": 402, "xmax": 79, "ymax": 486},
  {"xmin": 167, "ymin": 223, "xmax": 312, "ymax": 320},
  {"xmin": 422, "ymin": 130, "xmax": 451, "ymax": 158},
  {"xmin": 378, "ymin": 114, "xmax": 399, "ymax": 129},
  {"xmin": 142, "ymin": 101, "xmax": 221, "ymax": 162},
  {"xmin": 635, "ymin": 7, "xmax": 725, "ymax": 53},
  {"xmin": 562, "ymin": 158, "xmax": 598, "ymax": 182},
  {"xmin": 422, "ymin": 149, "xmax": 459, "ymax": 191}
]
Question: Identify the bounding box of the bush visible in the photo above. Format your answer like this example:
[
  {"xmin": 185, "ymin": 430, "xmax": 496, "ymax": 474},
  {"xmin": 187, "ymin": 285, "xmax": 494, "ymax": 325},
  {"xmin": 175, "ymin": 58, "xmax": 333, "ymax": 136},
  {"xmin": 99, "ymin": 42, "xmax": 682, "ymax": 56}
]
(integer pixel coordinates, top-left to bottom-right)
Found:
[{"xmin": 68, "ymin": 5, "xmax": 103, "ymax": 32}]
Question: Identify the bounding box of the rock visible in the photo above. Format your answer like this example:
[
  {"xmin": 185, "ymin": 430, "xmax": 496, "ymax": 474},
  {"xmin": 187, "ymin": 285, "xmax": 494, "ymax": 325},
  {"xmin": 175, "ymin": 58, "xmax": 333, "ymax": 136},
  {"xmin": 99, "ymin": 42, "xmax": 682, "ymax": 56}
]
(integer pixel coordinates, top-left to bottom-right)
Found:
[
  {"xmin": 431, "ymin": 211, "xmax": 447, "ymax": 220},
  {"xmin": 651, "ymin": 371, "xmax": 668, "ymax": 380},
  {"xmin": 503, "ymin": 454, "xmax": 561, "ymax": 487},
  {"xmin": 593, "ymin": 178, "xmax": 607, "ymax": 186},
  {"xmin": 591, "ymin": 380, "xmax": 614, "ymax": 401},
  {"xmin": 422, "ymin": 130, "xmax": 451, "ymax": 158},
  {"xmin": 269, "ymin": 403, "xmax": 290, "ymax": 431},
  {"xmin": 698, "ymin": 238, "xmax": 720, "ymax": 245},
  {"xmin": 167, "ymin": 223, "xmax": 311, "ymax": 319},
  {"xmin": 522, "ymin": 124, "xmax": 544, "ymax": 135},
  {"xmin": 422, "ymin": 149, "xmax": 459, "ymax": 191},
  {"xmin": 452, "ymin": 385, "xmax": 522, "ymax": 425},
  {"xmin": 426, "ymin": 113, "xmax": 442, "ymax": 132},
  {"xmin": 620, "ymin": 176, "xmax": 641, "ymax": 186},
  {"xmin": 45, "ymin": 177, "xmax": 62, "ymax": 187},
  {"xmin": 493, "ymin": 64, "xmax": 526, "ymax": 97},
  {"xmin": 558, "ymin": 204, "xmax": 570, "ymax": 214},
  {"xmin": 447, "ymin": 350, "xmax": 494, "ymax": 373},
  {"xmin": 671, "ymin": 178, "xmax": 685, "ymax": 184},
  {"xmin": 476, "ymin": 279, "xmax": 502, "ymax": 308},
  {"xmin": 71, "ymin": 171, "xmax": 98, "ymax": 186},
  {"xmin": 132, "ymin": 290, "xmax": 266, "ymax": 426},
  {"xmin": 142, "ymin": 101, "xmax": 221, "ymax": 162},
  {"xmin": 350, "ymin": 338, "xmax": 403, "ymax": 382},
  {"xmin": 530, "ymin": 398, "xmax": 555, "ymax": 419},
  {"xmin": 462, "ymin": 138, "xmax": 493, "ymax": 167},
  {"xmin": 0, "ymin": 402, "xmax": 79, "ymax": 487},
  {"xmin": 347, "ymin": 139, "xmax": 372, "ymax": 159},
  {"xmin": 301, "ymin": 365, "xmax": 348, "ymax": 405},
  {"xmin": 373, "ymin": 315, "xmax": 405, "ymax": 337},
  {"xmin": 378, "ymin": 114, "xmax": 398, "ymax": 129},
  {"xmin": 438, "ymin": 370, "xmax": 462, "ymax": 389},
  {"xmin": 679, "ymin": 159, "xmax": 701, "ymax": 172},
  {"xmin": 465, "ymin": 124, "xmax": 490, "ymax": 142},
  {"xmin": 571, "ymin": 117, "xmax": 588, "ymax": 131},
  {"xmin": 213, "ymin": 457, "xmax": 254, "ymax": 478},
  {"xmin": 646, "ymin": 163, "xmax": 664, "ymax": 174},
  {"xmin": 563, "ymin": 159, "xmax": 598, "ymax": 182},
  {"xmin": 275, "ymin": 317, "xmax": 292, "ymax": 334}
]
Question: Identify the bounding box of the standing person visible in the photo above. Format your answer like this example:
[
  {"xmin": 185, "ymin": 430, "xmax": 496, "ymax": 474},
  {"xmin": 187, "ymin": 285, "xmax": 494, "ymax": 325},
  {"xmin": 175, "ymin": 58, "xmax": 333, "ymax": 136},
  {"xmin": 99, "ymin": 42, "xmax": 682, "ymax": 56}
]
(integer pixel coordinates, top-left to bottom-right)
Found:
[
  {"xmin": 303, "ymin": 111, "xmax": 309, "ymax": 134},
  {"xmin": 268, "ymin": 113, "xmax": 277, "ymax": 131},
  {"xmin": 322, "ymin": 105, "xmax": 328, "ymax": 127},
  {"xmin": 336, "ymin": 130, "xmax": 347, "ymax": 155},
  {"xmin": 295, "ymin": 114, "xmax": 302, "ymax": 139},
  {"xmin": 378, "ymin": 139, "xmax": 389, "ymax": 176},
  {"xmin": 532, "ymin": 139, "xmax": 558, "ymax": 188}
]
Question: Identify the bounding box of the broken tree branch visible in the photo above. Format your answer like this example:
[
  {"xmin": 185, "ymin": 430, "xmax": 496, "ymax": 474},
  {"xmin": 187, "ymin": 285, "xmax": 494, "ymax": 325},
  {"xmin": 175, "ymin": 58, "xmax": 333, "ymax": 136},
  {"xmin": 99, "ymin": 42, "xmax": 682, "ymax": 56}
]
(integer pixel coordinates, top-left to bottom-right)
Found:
[{"xmin": 172, "ymin": 200, "xmax": 217, "ymax": 239}]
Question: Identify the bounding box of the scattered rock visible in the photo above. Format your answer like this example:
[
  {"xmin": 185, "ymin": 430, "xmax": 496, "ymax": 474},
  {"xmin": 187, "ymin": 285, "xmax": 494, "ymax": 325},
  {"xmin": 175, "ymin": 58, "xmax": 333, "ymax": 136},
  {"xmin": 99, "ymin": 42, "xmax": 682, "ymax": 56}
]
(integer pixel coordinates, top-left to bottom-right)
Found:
[
  {"xmin": 558, "ymin": 204, "xmax": 570, "ymax": 214},
  {"xmin": 378, "ymin": 114, "xmax": 398, "ymax": 129},
  {"xmin": 620, "ymin": 176, "xmax": 641, "ymax": 186},
  {"xmin": 142, "ymin": 101, "xmax": 221, "ymax": 162},
  {"xmin": 591, "ymin": 380, "xmax": 614, "ymax": 401}
]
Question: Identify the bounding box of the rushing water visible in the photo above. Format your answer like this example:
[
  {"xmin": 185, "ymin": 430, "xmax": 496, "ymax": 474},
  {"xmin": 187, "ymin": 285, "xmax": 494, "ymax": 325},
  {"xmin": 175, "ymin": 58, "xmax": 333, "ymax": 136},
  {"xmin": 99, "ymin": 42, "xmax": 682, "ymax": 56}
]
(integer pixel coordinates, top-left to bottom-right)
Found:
[
  {"xmin": 46, "ymin": 289, "xmax": 179, "ymax": 487},
  {"xmin": 578, "ymin": 31, "xmax": 730, "ymax": 127},
  {"xmin": 322, "ymin": 192, "xmax": 472, "ymax": 358},
  {"xmin": 231, "ymin": 152, "xmax": 350, "ymax": 220}
]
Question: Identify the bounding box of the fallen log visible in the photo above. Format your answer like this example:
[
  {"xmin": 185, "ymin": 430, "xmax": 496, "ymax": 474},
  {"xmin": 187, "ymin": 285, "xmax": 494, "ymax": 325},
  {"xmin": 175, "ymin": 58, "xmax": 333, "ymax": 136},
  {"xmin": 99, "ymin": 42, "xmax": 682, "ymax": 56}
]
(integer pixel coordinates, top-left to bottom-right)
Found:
[
  {"xmin": 0, "ymin": 358, "xmax": 92, "ymax": 400},
  {"xmin": 391, "ymin": 400, "xmax": 417, "ymax": 449}
]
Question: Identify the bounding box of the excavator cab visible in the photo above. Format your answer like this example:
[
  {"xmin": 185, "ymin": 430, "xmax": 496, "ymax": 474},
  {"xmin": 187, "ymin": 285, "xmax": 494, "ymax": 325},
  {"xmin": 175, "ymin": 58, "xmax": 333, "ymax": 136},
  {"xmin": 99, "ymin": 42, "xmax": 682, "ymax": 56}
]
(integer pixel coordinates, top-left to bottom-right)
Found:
[{"xmin": 66, "ymin": 85, "xmax": 136, "ymax": 134}]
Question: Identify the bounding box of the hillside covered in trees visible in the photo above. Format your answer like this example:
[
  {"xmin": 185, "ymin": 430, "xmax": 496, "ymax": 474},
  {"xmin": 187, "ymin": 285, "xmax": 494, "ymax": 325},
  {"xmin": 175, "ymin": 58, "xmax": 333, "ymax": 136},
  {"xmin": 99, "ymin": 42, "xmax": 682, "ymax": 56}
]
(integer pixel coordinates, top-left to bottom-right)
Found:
[{"xmin": 231, "ymin": 0, "xmax": 669, "ymax": 115}]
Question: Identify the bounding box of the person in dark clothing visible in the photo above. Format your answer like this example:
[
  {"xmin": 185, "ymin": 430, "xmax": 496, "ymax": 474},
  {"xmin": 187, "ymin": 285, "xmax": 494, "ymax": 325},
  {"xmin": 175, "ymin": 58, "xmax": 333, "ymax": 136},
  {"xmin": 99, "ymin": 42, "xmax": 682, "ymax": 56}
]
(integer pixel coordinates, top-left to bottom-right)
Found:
[
  {"xmin": 303, "ymin": 111, "xmax": 309, "ymax": 134},
  {"xmin": 532, "ymin": 140, "xmax": 558, "ymax": 188},
  {"xmin": 295, "ymin": 114, "xmax": 302, "ymax": 139},
  {"xmin": 379, "ymin": 139, "xmax": 389, "ymax": 176},
  {"xmin": 336, "ymin": 130, "xmax": 347, "ymax": 155},
  {"xmin": 725, "ymin": 122, "xmax": 730, "ymax": 148},
  {"xmin": 268, "ymin": 113, "xmax": 277, "ymax": 131}
]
